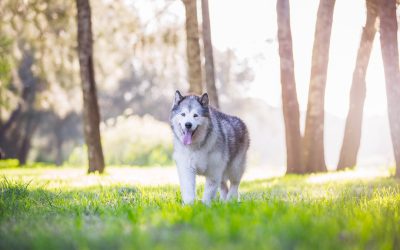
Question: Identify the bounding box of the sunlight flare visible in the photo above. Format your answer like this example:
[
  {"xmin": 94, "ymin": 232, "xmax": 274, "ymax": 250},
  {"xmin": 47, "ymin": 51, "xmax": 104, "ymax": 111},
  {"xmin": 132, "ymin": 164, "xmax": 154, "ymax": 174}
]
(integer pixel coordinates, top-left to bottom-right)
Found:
[{"xmin": 306, "ymin": 168, "xmax": 391, "ymax": 184}]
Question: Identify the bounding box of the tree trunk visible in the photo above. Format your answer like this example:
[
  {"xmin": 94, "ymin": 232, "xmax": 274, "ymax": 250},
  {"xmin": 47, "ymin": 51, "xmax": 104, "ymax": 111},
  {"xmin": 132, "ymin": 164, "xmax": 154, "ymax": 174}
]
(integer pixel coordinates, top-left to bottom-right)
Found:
[
  {"xmin": 183, "ymin": 0, "xmax": 203, "ymax": 94},
  {"xmin": 0, "ymin": 54, "xmax": 37, "ymax": 163},
  {"xmin": 201, "ymin": 0, "xmax": 219, "ymax": 108},
  {"xmin": 378, "ymin": 0, "xmax": 400, "ymax": 178},
  {"xmin": 303, "ymin": 0, "xmax": 336, "ymax": 173},
  {"xmin": 276, "ymin": 0, "xmax": 304, "ymax": 174},
  {"xmin": 55, "ymin": 134, "xmax": 63, "ymax": 166},
  {"xmin": 0, "ymin": 69, "xmax": 24, "ymax": 137},
  {"xmin": 18, "ymin": 114, "xmax": 38, "ymax": 165},
  {"xmin": 55, "ymin": 118, "xmax": 63, "ymax": 166},
  {"xmin": 337, "ymin": 0, "xmax": 378, "ymax": 171},
  {"xmin": 0, "ymin": 104, "xmax": 21, "ymax": 138},
  {"xmin": 76, "ymin": 0, "xmax": 105, "ymax": 174}
]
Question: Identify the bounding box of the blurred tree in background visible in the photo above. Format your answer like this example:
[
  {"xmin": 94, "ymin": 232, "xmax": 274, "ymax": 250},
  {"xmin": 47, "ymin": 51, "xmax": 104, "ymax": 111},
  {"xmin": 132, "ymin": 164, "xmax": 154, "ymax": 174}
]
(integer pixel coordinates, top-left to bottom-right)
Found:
[
  {"xmin": 275, "ymin": 0, "xmax": 399, "ymax": 175},
  {"xmin": 0, "ymin": 0, "xmax": 183, "ymax": 166},
  {"xmin": 0, "ymin": 0, "xmax": 251, "ymax": 167},
  {"xmin": 337, "ymin": 0, "xmax": 378, "ymax": 170},
  {"xmin": 276, "ymin": 0, "xmax": 303, "ymax": 174},
  {"xmin": 0, "ymin": 0, "xmax": 77, "ymax": 164},
  {"xmin": 201, "ymin": 0, "xmax": 219, "ymax": 108},
  {"xmin": 302, "ymin": 0, "xmax": 335, "ymax": 173},
  {"xmin": 182, "ymin": 0, "xmax": 203, "ymax": 94},
  {"xmin": 75, "ymin": 0, "xmax": 105, "ymax": 173},
  {"xmin": 378, "ymin": 0, "xmax": 400, "ymax": 177}
]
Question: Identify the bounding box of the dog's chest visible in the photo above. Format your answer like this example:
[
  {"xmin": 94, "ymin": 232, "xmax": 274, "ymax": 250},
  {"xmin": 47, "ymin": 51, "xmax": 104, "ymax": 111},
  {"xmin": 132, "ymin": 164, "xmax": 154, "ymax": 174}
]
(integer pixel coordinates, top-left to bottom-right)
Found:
[
  {"xmin": 189, "ymin": 151, "xmax": 208, "ymax": 175},
  {"xmin": 188, "ymin": 150, "xmax": 224, "ymax": 176},
  {"xmin": 173, "ymin": 139, "xmax": 225, "ymax": 177}
]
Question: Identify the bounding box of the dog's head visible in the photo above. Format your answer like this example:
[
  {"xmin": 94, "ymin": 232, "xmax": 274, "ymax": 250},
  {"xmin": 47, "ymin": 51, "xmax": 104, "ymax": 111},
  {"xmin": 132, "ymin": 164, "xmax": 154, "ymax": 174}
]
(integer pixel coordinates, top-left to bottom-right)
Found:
[{"xmin": 170, "ymin": 90, "xmax": 210, "ymax": 145}]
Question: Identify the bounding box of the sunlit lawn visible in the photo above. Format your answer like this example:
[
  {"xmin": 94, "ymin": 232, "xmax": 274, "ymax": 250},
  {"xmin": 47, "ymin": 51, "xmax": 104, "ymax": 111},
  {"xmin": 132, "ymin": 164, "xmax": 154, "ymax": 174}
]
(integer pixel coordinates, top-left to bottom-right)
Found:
[{"xmin": 0, "ymin": 166, "xmax": 399, "ymax": 250}]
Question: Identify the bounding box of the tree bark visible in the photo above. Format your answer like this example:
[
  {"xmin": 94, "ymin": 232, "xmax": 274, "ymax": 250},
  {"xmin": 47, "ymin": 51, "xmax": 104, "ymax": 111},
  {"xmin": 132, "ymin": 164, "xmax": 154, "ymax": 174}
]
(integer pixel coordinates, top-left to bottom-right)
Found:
[
  {"xmin": 54, "ymin": 118, "xmax": 63, "ymax": 166},
  {"xmin": 18, "ymin": 114, "xmax": 39, "ymax": 165},
  {"xmin": 76, "ymin": 0, "xmax": 105, "ymax": 174},
  {"xmin": 337, "ymin": 0, "xmax": 378, "ymax": 171},
  {"xmin": 0, "ymin": 104, "xmax": 21, "ymax": 137},
  {"xmin": 183, "ymin": 0, "xmax": 203, "ymax": 94},
  {"xmin": 303, "ymin": 0, "xmax": 336, "ymax": 173},
  {"xmin": 378, "ymin": 0, "xmax": 400, "ymax": 178},
  {"xmin": 201, "ymin": 0, "xmax": 219, "ymax": 108},
  {"xmin": 0, "ymin": 69, "xmax": 24, "ymax": 137},
  {"xmin": 276, "ymin": 0, "xmax": 304, "ymax": 174},
  {"xmin": 0, "ymin": 53, "xmax": 37, "ymax": 163}
]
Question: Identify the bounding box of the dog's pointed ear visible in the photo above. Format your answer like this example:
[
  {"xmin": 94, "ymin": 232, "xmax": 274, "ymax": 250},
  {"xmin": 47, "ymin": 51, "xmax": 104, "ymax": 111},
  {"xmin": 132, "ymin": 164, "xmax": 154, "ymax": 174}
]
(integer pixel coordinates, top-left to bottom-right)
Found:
[
  {"xmin": 200, "ymin": 93, "xmax": 209, "ymax": 107},
  {"xmin": 174, "ymin": 90, "xmax": 184, "ymax": 104}
]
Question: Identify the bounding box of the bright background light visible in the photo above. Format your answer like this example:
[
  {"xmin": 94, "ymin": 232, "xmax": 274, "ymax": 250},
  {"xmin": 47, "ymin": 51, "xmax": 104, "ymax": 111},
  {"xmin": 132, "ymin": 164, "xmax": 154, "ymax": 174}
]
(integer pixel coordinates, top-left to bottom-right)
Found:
[{"xmin": 209, "ymin": 0, "xmax": 387, "ymax": 118}]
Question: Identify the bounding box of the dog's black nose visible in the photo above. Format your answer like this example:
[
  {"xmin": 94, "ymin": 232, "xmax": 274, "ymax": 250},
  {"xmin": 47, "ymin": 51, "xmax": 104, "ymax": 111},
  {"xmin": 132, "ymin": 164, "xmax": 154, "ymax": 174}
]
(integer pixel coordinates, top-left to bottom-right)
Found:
[{"xmin": 185, "ymin": 122, "xmax": 192, "ymax": 129}]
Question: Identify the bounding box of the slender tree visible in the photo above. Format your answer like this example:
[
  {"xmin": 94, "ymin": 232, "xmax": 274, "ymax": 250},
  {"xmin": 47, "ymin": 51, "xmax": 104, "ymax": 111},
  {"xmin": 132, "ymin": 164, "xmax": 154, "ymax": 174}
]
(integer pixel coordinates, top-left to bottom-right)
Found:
[
  {"xmin": 303, "ymin": 0, "xmax": 336, "ymax": 173},
  {"xmin": 183, "ymin": 0, "xmax": 203, "ymax": 94},
  {"xmin": 76, "ymin": 0, "xmax": 105, "ymax": 173},
  {"xmin": 378, "ymin": 0, "xmax": 400, "ymax": 177},
  {"xmin": 337, "ymin": 0, "xmax": 378, "ymax": 170},
  {"xmin": 201, "ymin": 0, "xmax": 219, "ymax": 108},
  {"xmin": 276, "ymin": 0, "xmax": 303, "ymax": 173}
]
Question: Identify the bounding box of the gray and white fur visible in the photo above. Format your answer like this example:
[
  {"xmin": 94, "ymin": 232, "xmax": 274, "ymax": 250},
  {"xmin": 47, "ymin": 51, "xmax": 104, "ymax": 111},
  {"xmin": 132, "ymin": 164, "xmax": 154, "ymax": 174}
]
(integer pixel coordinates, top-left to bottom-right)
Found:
[{"xmin": 170, "ymin": 90, "xmax": 250, "ymax": 205}]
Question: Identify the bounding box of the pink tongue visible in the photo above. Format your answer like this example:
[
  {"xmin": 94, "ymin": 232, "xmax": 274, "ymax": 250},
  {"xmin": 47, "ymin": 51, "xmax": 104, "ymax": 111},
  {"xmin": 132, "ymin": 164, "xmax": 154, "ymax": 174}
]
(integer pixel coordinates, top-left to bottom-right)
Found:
[{"xmin": 183, "ymin": 131, "xmax": 193, "ymax": 145}]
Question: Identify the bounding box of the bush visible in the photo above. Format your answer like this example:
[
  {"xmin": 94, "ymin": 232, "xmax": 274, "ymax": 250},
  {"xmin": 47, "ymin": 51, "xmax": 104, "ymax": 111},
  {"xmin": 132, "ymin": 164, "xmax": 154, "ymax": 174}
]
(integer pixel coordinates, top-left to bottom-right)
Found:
[
  {"xmin": 66, "ymin": 115, "xmax": 174, "ymax": 167},
  {"xmin": 0, "ymin": 159, "xmax": 19, "ymax": 169},
  {"xmin": 64, "ymin": 146, "xmax": 88, "ymax": 167}
]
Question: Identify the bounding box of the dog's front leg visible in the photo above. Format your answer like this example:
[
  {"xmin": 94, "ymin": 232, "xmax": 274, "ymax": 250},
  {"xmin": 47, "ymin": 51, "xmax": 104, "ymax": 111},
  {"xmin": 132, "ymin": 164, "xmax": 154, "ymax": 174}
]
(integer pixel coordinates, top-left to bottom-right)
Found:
[
  {"xmin": 177, "ymin": 165, "xmax": 196, "ymax": 205},
  {"xmin": 202, "ymin": 177, "xmax": 220, "ymax": 205}
]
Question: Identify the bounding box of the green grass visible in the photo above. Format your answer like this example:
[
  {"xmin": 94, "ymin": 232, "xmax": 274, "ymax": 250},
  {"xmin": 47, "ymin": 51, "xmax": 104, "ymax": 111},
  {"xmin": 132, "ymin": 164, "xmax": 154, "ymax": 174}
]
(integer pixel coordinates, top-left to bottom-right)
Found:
[{"xmin": 0, "ymin": 167, "xmax": 399, "ymax": 250}]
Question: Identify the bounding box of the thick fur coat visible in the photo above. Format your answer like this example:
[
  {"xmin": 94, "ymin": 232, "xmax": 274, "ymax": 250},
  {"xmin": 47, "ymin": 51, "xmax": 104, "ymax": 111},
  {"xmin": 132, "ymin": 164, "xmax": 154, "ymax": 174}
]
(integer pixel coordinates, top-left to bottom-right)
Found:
[{"xmin": 170, "ymin": 91, "xmax": 250, "ymax": 204}]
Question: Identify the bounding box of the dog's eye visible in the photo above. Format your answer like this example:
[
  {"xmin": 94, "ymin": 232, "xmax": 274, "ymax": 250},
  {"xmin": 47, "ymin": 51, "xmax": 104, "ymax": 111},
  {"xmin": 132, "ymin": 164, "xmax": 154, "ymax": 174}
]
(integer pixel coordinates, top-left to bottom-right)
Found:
[
  {"xmin": 193, "ymin": 114, "xmax": 198, "ymax": 118},
  {"xmin": 181, "ymin": 113, "xmax": 185, "ymax": 117}
]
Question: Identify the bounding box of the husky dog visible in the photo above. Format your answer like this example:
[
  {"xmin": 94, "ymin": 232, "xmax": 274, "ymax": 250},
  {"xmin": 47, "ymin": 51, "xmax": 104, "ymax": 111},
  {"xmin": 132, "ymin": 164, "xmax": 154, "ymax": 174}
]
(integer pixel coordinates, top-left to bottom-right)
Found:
[{"xmin": 170, "ymin": 90, "xmax": 250, "ymax": 205}]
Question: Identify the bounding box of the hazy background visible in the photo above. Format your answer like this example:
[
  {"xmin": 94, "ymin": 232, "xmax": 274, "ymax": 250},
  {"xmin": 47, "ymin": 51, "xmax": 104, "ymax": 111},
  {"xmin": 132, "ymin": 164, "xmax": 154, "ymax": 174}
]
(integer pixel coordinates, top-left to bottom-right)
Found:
[{"xmin": 0, "ymin": 0, "xmax": 394, "ymax": 170}]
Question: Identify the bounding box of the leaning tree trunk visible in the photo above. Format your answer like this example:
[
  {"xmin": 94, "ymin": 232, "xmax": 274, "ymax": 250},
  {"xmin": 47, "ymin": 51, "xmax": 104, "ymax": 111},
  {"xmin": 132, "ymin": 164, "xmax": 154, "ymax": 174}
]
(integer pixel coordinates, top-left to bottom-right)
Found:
[
  {"xmin": 303, "ymin": 0, "xmax": 336, "ymax": 173},
  {"xmin": 76, "ymin": 0, "xmax": 105, "ymax": 174},
  {"xmin": 378, "ymin": 0, "xmax": 400, "ymax": 178},
  {"xmin": 337, "ymin": 0, "xmax": 378, "ymax": 171},
  {"xmin": 183, "ymin": 0, "xmax": 203, "ymax": 94},
  {"xmin": 201, "ymin": 0, "xmax": 219, "ymax": 108},
  {"xmin": 276, "ymin": 0, "xmax": 304, "ymax": 174}
]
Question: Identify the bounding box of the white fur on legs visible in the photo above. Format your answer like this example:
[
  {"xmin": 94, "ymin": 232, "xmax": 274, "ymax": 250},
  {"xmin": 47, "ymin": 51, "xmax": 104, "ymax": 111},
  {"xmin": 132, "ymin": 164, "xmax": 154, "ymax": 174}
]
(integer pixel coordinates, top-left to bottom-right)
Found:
[
  {"xmin": 171, "ymin": 93, "xmax": 249, "ymax": 206},
  {"xmin": 219, "ymin": 181, "xmax": 229, "ymax": 201},
  {"xmin": 226, "ymin": 182, "xmax": 240, "ymax": 201},
  {"xmin": 202, "ymin": 177, "xmax": 220, "ymax": 205},
  {"xmin": 177, "ymin": 166, "xmax": 196, "ymax": 205}
]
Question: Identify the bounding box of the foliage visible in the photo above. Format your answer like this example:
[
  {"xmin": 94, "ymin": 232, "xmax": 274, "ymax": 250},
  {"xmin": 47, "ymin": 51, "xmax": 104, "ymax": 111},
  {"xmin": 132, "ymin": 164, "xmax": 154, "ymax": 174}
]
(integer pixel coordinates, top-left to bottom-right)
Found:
[
  {"xmin": 0, "ymin": 0, "xmax": 78, "ymax": 114},
  {"xmin": 0, "ymin": 35, "xmax": 13, "ymax": 114},
  {"xmin": 67, "ymin": 115, "xmax": 174, "ymax": 167},
  {"xmin": 0, "ymin": 0, "xmax": 256, "ymax": 165},
  {"xmin": 0, "ymin": 36, "xmax": 12, "ymax": 84},
  {"xmin": 0, "ymin": 159, "xmax": 57, "ymax": 169},
  {"xmin": 0, "ymin": 159, "xmax": 19, "ymax": 169},
  {"xmin": 0, "ymin": 167, "xmax": 399, "ymax": 249}
]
